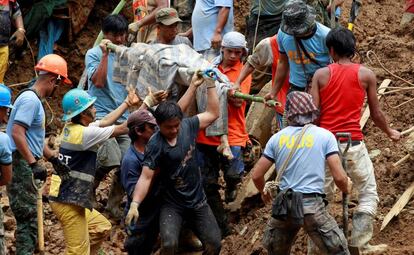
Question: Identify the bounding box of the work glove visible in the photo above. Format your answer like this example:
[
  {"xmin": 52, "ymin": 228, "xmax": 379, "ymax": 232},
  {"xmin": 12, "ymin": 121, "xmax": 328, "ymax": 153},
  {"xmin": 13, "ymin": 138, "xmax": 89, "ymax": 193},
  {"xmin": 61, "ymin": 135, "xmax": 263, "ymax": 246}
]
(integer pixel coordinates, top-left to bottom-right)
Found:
[
  {"xmin": 30, "ymin": 161, "xmax": 47, "ymax": 182},
  {"xmin": 48, "ymin": 156, "xmax": 71, "ymax": 180},
  {"xmin": 143, "ymin": 87, "xmax": 168, "ymax": 107},
  {"xmin": 125, "ymin": 201, "xmax": 140, "ymax": 226},
  {"xmin": 11, "ymin": 29, "xmax": 25, "ymax": 47}
]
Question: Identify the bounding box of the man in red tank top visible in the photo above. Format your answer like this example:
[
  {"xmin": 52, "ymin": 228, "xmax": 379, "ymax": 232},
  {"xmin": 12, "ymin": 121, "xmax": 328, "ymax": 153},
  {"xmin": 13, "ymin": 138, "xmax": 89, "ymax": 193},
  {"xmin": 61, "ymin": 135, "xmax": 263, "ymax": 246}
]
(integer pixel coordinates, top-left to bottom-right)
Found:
[{"xmin": 310, "ymin": 27, "xmax": 400, "ymax": 254}]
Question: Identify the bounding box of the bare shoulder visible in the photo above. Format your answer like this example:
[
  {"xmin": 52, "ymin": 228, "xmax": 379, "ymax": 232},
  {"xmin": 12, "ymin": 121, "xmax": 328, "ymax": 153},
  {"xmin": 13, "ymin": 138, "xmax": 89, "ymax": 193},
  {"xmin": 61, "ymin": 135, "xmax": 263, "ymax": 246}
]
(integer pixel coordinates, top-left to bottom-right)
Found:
[
  {"xmin": 314, "ymin": 66, "xmax": 330, "ymax": 84},
  {"xmin": 358, "ymin": 65, "xmax": 376, "ymax": 88},
  {"xmin": 358, "ymin": 65, "xmax": 376, "ymax": 80}
]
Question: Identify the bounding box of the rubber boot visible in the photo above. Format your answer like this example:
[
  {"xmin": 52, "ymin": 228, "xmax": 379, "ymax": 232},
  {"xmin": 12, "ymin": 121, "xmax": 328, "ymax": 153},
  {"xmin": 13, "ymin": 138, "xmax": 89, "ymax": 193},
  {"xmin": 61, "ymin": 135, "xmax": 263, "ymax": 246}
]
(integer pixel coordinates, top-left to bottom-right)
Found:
[
  {"xmin": 350, "ymin": 212, "xmax": 387, "ymax": 254},
  {"xmin": 178, "ymin": 228, "xmax": 203, "ymax": 252},
  {"xmin": 205, "ymin": 185, "xmax": 231, "ymax": 237},
  {"xmin": 225, "ymin": 177, "xmax": 240, "ymax": 203},
  {"xmin": 105, "ymin": 169, "xmax": 125, "ymax": 220}
]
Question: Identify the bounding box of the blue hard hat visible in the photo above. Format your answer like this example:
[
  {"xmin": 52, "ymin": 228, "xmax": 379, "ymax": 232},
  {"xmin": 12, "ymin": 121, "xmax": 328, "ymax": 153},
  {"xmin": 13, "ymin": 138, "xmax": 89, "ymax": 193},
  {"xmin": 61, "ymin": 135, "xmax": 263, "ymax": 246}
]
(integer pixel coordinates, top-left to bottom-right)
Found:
[
  {"xmin": 62, "ymin": 88, "xmax": 96, "ymax": 121},
  {"xmin": 0, "ymin": 84, "xmax": 13, "ymax": 109}
]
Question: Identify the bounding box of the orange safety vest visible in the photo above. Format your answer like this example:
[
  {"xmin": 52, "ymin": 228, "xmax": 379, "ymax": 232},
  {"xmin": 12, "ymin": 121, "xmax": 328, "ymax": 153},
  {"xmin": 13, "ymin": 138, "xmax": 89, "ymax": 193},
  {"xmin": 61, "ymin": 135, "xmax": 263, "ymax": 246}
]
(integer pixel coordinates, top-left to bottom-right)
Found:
[{"xmin": 270, "ymin": 36, "xmax": 290, "ymax": 115}]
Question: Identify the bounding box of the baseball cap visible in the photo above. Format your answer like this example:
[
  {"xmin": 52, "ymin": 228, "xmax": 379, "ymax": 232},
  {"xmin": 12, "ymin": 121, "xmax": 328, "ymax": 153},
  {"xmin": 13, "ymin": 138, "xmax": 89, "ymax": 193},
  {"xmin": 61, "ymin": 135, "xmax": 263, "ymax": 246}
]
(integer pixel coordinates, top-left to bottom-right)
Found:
[
  {"xmin": 155, "ymin": 8, "xmax": 182, "ymax": 25},
  {"xmin": 127, "ymin": 109, "xmax": 157, "ymax": 128}
]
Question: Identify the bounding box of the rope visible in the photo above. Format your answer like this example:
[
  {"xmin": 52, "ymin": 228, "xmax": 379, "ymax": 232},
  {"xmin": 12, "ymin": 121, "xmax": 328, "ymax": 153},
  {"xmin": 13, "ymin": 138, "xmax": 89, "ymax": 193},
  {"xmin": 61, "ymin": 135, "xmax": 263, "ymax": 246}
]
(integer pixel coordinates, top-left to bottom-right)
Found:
[
  {"xmin": 252, "ymin": 0, "xmax": 262, "ymax": 51},
  {"xmin": 366, "ymin": 50, "xmax": 414, "ymax": 86}
]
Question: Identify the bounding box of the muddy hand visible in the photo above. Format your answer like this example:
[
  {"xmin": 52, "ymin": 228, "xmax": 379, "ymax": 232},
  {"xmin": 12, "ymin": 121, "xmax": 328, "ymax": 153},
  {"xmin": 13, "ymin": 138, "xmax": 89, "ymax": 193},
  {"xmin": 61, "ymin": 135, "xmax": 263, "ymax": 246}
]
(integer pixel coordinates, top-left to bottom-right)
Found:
[
  {"xmin": 261, "ymin": 189, "xmax": 273, "ymax": 204},
  {"xmin": 99, "ymin": 39, "xmax": 112, "ymax": 54},
  {"xmin": 143, "ymin": 87, "xmax": 168, "ymax": 107},
  {"xmin": 190, "ymin": 71, "xmax": 205, "ymax": 88},
  {"xmin": 388, "ymin": 129, "xmax": 401, "ymax": 141},
  {"xmin": 211, "ymin": 32, "xmax": 222, "ymax": 49},
  {"xmin": 125, "ymin": 87, "xmax": 140, "ymax": 106},
  {"xmin": 125, "ymin": 202, "xmax": 140, "ymax": 226}
]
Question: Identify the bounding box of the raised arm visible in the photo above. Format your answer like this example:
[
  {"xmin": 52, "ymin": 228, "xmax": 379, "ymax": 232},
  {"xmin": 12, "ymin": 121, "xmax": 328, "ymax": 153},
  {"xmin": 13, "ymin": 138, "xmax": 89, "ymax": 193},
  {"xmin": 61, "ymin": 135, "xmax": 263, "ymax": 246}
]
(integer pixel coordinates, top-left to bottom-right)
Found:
[
  {"xmin": 197, "ymin": 79, "xmax": 219, "ymax": 130},
  {"xmin": 265, "ymin": 53, "xmax": 289, "ymax": 100},
  {"xmin": 177, "ymin": 73, "xmax": 204, "ymax": 112},
  {"xmin": 90, "ymin": 39, "xmax": 112, "ymax": 88}
]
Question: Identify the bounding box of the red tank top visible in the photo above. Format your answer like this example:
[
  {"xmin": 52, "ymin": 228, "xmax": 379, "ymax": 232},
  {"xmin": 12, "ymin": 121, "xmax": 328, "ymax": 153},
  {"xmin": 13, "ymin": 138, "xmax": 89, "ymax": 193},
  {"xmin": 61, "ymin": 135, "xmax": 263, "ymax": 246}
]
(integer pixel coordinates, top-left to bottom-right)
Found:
[
  {"xmin": 319, "ymin": 63, "xmax": 365, "ymax": 141},
  {"xmin": 270, "ymin": 36, "xmax": 290, "ymax": 115}
]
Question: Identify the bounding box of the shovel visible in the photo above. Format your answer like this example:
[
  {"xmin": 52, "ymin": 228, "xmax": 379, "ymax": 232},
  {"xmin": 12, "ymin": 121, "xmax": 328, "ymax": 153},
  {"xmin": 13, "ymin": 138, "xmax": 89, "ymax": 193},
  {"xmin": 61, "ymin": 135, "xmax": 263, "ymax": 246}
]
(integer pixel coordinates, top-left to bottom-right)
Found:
[
  {"xmin": 335, "ymin": 132, "xmax": 360, "ymax": 255},
  {"xmin": 348, "ymin": 0, "xmax": 362, "ymax": 31},
  {"xmin": 33, "ymin": 177, "xmax": 46, "ymax": 255}
]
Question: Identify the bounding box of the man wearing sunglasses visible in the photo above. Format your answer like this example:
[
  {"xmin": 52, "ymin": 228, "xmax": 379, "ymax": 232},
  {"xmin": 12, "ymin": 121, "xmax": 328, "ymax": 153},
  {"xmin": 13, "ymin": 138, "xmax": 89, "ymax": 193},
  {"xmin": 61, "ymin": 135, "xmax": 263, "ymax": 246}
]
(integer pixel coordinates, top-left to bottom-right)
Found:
[{"xmin": 6, "ymin": 54, "xmax": 71, "ymax": 255}]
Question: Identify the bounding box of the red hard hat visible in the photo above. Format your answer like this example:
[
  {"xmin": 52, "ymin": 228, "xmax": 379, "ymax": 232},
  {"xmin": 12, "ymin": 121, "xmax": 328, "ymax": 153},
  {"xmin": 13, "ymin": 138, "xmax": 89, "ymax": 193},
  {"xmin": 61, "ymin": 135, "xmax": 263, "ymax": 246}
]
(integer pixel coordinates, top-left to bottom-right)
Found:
[{"xmin": 35, "ymin": 54, "xmax": 72, "ymax": 85}]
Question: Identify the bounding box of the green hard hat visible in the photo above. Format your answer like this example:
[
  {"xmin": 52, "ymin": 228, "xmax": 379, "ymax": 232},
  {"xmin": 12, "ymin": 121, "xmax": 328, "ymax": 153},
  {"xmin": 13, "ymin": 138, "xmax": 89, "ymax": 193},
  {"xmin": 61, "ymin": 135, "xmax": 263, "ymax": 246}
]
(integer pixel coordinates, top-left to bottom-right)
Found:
[
  {"xmin": 0, "ymin": 84, "xmax": 13, "ymax": 109},
  {"xmin": 62, "ymin": 88, "xmax": 96, "ymax": 121}
]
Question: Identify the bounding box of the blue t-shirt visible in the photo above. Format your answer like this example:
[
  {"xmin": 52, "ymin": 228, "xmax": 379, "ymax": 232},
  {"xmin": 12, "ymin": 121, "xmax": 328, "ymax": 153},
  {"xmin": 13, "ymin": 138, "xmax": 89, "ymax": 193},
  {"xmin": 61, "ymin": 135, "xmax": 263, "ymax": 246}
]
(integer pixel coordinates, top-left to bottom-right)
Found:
[
  {"xmin": 6, "ymin": 90, "xmax": 45, "ymax": 158},
  {"xmin": 0, "ymin": 132, "xmax": 12, "ymax": 165},
  {"xmin": 277, "ymin": 22, "xmax": 331, "ymax": 87},
  {"xmin": 192, "ymin": 0, "xmax": 234, "ymax": 51},
  {"xmin": 263, "ymin": 125, "xmax": 338, "ymax": 194},
  {"xmin": 120, "ymin": 145, "xmax": 161, "ymax": 231},
  {"xmin": 86, "ymin": 46, "xmax": 128, "ymax": 122}
]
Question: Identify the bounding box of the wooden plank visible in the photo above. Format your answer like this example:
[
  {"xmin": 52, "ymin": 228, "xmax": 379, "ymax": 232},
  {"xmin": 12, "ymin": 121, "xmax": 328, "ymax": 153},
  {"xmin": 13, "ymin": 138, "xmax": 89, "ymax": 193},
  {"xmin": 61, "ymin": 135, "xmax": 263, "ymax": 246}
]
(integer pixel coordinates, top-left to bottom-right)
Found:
[
  {"xmin": 380, "ymin": 182, "xmax": 414, "ymax": 231},
  {"xmin": 360, "ymin": 79, "xmax": 392, "ymax": 129}
]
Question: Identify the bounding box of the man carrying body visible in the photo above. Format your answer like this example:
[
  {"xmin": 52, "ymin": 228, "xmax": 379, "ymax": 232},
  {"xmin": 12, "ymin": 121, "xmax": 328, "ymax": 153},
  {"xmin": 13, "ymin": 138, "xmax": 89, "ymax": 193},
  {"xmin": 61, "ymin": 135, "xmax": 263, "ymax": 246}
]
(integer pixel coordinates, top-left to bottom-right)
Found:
[
  {"xmin": 49, "ymin": 88, "xmax": 140, "ymax": 254},
  {"xmin": 265, "ymin": 0, "xmax": 330, "ymax": 101},
  {"xmin": 310, "ymin": 27, "xmax": 401, "ymax": 253},
  {"xmin": 0, "ymin": 84, "xmax": 13, "ymax": 254},
  {"xmin": 234, "ymin": 29, "xmax": 290, "ymax": 128},
  {"xmin": 126, "ymin": 73, "xmax": 222, "ymax": 254},
  {"xmin": 86, "ymin": 14, "xmax": 131, "ymax": 218},
  {"xmin": 190, "ymin": 0, "xmax": 234, "ymax": 61},
  {"xmin": 6, "ymin": 54, "xmax": 71, "ymax": 255},
  {"xmin": 152, "ymin": 7, "xmax": 192, "ymax": 47},
  {"xmin": 0, "ymin": 0, "xmax": 25, "ymax": 83},
  {"xmin": 122, "ymin": 80, "xmax": 201, "ymax": 254},
  {"xmin": 196, "ymin": 31, "xmax": 250, "ymax": 236},
  {"xmin": 252, "ymin": 91, "xmax": 351, "ymax": 255}
]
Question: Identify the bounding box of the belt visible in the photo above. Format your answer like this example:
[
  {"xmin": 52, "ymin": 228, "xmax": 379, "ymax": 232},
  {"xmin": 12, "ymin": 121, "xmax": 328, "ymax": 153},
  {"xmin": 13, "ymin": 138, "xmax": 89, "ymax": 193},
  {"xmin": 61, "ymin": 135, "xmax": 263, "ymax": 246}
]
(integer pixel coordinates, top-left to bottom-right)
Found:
[
  {"xmin": 289, "ymin": 83, "xmax": 306, "ymax": 92},
  {"xmin": 340, "ymin": 140, "xmax": 361, "ymax": 147},
  {"xmin": 302, "ymin": 193, "xmax": 324, "ymax": 198}
]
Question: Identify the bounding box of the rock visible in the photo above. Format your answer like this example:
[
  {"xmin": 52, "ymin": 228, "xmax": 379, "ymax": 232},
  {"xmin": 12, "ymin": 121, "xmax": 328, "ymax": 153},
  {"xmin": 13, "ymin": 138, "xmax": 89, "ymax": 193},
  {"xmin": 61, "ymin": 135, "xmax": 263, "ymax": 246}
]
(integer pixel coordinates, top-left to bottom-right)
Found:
[
  {"xmin": 369, "ymin": 149, "xmax": 381, "ymax": 159},
  {"xmin": 383, "ymin": 148, "xmax": 392, "ymax": 158}
]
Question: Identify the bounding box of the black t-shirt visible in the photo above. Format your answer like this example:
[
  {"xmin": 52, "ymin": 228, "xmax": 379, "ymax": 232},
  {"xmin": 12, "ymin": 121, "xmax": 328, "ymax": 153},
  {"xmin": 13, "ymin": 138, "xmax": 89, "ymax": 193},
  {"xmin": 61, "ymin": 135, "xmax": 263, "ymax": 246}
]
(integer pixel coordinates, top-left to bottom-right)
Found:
[{"xmin": 143, "ymin": 116, "xmax": 206, "ymax": 208}]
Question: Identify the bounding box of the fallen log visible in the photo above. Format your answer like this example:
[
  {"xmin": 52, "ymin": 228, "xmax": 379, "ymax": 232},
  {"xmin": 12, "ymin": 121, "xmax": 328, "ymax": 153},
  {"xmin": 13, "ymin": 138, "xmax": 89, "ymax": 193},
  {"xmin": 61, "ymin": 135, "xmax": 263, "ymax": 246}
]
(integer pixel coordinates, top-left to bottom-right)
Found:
[{"xmin": 380, "ymin": 182, "xmax": 414, "ymax": 231}]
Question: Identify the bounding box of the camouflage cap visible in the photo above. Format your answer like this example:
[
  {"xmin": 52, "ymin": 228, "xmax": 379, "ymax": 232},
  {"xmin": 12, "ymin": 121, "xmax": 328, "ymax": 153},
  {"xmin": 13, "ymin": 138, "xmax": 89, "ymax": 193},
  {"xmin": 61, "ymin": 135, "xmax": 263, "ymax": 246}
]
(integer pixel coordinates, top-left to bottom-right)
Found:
[
  {"xmin": 280, "ymin": 0, "xmax": 317, "ymax": 36},
  {"xmin": 156, "ymin": 8, "xmax": 182, "ymax": 25}
]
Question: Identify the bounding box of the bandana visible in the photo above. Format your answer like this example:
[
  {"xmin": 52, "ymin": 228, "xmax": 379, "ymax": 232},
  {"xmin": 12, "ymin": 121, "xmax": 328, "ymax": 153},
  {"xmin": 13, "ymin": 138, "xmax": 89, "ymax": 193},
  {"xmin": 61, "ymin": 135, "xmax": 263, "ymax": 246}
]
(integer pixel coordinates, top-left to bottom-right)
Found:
[{"xmin": 285, "ymin": 91, "xmax": 319, "ymax": 126}]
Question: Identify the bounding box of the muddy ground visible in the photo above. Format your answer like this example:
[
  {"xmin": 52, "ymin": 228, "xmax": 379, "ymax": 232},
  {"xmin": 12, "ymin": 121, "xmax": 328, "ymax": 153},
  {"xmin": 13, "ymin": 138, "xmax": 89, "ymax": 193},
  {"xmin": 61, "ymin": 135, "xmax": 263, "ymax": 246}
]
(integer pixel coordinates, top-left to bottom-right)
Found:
[{"xmin": 3, "ymin": 0, "xmax": 414, "ymax": 254}]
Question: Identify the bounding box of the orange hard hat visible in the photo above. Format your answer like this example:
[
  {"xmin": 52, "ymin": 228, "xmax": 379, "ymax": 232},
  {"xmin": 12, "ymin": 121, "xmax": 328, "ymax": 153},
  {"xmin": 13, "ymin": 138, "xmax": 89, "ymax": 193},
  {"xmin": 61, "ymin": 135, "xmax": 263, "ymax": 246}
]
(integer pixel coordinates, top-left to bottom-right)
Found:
[{"xmin": 35, "ymin": 54, "xmax": 72, "ymax": 85}]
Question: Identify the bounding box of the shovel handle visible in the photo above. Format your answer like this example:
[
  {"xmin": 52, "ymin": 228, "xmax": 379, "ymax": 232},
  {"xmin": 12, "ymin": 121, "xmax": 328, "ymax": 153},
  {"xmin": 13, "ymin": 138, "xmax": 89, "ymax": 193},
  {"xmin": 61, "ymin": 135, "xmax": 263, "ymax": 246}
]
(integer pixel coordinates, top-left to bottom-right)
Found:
[
  {"xmin": 336, "ymin": 132, "xmax": 352, "ymax": 157},
  {"xmin": 33, "ymin": 178, "xmax": 45, "ymax": 254}
]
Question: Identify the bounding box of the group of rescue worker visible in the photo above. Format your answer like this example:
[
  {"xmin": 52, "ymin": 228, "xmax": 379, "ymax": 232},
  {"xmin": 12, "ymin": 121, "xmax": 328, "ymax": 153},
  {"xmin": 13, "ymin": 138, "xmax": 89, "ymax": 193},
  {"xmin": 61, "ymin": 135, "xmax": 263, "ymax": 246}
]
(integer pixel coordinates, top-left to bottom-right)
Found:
[{"xmin": 0, "ymin": 0, "xmax": 407, "ymax": 254}]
